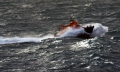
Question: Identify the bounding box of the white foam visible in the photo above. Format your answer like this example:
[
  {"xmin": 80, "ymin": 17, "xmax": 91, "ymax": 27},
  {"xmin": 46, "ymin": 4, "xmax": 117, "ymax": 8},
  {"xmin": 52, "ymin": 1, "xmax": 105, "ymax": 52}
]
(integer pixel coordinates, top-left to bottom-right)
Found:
[
  {"xmin": 88, "ymin": 23, "xmax": 108, "ymax": 37},
  {"xmin": 0, "ymin": 35, "xmax": 54, "ymax": 44}
]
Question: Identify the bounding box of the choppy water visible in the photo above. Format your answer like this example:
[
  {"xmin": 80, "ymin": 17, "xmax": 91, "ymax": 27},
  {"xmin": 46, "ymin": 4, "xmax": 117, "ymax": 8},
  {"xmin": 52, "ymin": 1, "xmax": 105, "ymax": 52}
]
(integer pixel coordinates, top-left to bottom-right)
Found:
[{"xmin": 0, "ymin": 0, "xmax": 120, "ymax": 72}]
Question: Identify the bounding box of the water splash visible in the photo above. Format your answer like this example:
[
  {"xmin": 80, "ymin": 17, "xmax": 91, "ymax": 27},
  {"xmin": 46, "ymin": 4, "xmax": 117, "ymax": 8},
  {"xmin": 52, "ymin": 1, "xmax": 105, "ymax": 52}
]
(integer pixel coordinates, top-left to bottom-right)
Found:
[{"xmin": 0, "ymin": 35, "xmax": 54, "ymax": 44}]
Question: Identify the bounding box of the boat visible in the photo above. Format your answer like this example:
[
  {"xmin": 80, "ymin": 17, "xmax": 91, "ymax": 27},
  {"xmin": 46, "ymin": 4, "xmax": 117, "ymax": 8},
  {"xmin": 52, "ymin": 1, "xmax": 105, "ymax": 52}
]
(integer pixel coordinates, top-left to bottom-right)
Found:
[{"xmin": 55, "ymin": 23, "xmax": 108, "ymax": 38}]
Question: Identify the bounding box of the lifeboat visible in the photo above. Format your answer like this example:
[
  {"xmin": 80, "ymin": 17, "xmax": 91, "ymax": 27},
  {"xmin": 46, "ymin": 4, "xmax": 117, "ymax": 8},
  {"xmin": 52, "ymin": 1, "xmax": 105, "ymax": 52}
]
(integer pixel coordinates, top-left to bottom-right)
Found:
[{"xmin": 55, "ymin": 23, "xmax": 108, "ymax": 38}]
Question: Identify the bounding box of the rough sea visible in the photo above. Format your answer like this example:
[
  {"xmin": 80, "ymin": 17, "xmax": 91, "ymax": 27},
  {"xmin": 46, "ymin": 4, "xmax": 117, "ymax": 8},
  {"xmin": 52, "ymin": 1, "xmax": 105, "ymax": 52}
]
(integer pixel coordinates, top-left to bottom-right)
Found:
[{"xmin": 0, "ymin": 0, "xmax": 120, "ymax": 72}]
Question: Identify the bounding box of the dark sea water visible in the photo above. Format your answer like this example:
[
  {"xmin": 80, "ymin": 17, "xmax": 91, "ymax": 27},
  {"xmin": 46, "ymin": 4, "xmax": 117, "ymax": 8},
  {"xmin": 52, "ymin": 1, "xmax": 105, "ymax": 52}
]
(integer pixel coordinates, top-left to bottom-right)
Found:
[{"xmin": 0, "ymin": 0, "xmax": 120, "ymax": 72}]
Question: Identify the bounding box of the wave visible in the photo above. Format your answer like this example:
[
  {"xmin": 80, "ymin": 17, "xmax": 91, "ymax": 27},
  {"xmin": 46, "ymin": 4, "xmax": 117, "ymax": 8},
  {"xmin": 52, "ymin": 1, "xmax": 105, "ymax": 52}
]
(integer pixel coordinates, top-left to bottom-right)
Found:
[{"xmin": 0, "ymin": 35, "xmax": 54, "ymax": 44}]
